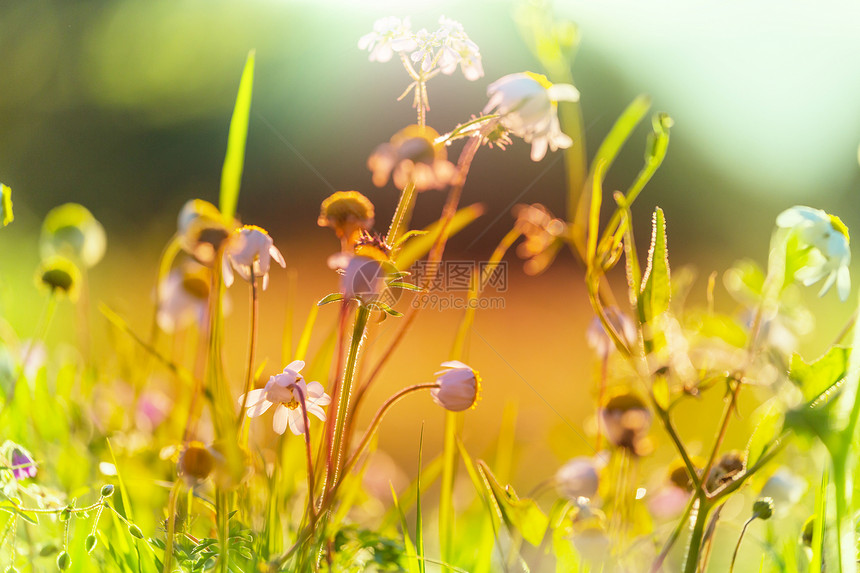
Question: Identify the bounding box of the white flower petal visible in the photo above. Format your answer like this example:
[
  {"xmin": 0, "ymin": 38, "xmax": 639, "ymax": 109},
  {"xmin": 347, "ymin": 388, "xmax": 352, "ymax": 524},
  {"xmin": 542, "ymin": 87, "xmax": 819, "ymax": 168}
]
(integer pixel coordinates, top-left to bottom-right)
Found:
[
  {"xmin": 547, "ymin": 83, "xmax": 580, "ymax": 102},
  {"xmin": 273, "ymin": 404, "xmax": 289, "ymax": 435}
]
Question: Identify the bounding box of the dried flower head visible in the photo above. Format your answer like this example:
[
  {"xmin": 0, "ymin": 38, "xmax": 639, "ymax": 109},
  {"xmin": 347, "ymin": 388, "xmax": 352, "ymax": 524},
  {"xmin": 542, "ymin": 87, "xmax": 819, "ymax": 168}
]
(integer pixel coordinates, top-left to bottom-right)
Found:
[
  {"xmin": 600, "ymin": 392, "xmax": 652, "ymax": 456},
  {"xmin": 705, "ymin": 450, "xmax": 746, "ymax": 493},
  {"xmin": 222, "ymin": 225, "xmax": 286, "ymax": 290},
  {"xmin": 318, "ymin": 191, "xmax": 376, "ymax": 246},
  {"xmin": 178, "ymin": 442, "xmax": 215, "ymax": 486},
  {"xmin": 36, "ymin": 256, "xmax": 82, "ymax": 300},
  {"xmin": 512, "ymin": 203, "xmax": 568, "ymax": 275},
  {"xmin": 177, "ymin": 199, "xmax": 234, "ymax": 266},
  {"xmin": 432, "ymin": 360, "xmax": 481, "ymax": 411},
  {"xmin": 368, "ymin": 125, "xmax": 456, "ymax": 191}
]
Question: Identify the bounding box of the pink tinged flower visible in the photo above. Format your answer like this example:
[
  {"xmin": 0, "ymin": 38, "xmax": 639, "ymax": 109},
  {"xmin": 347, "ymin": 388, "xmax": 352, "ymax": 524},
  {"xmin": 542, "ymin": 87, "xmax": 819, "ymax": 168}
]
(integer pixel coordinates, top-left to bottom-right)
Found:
[
  {"xmin": 432, "ymin": 360, "xmax": 481, "ymax": 411},
  {"xmin": 157, "ymin": 262, "xmax": 211, "ymax": 333},
  {"xmin": 222, "ymin": 226, "xmax": 286, "ymax": 290},
  {"xmin": 11, "ymin": 448, "xmax": 37, "ymax": 480},
  {"xmin": 776, "ymin": 206, "xmax": 851, "ymax": 301},
  {"xmin": 483, "ymin": 72, "xmax": 580, "ymax": 161},
  {"xmin": 239, "ymin": 360, "xmax": 331, "ymax": 436},
  {"xmin": 555, "ymin": 457, "xmax": 600, "ymax": 500}
]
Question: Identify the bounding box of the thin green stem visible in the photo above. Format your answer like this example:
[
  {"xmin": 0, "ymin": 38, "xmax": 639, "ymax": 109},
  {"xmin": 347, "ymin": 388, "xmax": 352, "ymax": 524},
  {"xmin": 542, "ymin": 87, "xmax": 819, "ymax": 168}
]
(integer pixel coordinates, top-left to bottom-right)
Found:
[
  {"xmin": 162, "ymin": 480, "xmax": 182, "ymax": 573},
  {"xmin": 650, "ymin": 493, "xmax": 696, "ymax": 573},
  {"xmin": 729, "ymin": 517, "xmax": 755, "ymax": 573},
  {"xmin": 327, "ymin": 304, "xmax": 370, "ymax": 493},
  {"xmin": 683, "ymin": 496, "xmax": 711, "ymax": 573},
  {"xmin": 387, "ymin": 181, "xmax": 417, "ymax": 248}
]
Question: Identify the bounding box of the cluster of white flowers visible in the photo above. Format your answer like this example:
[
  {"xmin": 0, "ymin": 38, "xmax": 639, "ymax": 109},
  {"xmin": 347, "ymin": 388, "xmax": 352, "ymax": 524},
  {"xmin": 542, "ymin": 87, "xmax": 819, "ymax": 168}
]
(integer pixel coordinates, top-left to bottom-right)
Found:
[{"xmin": 359, "ymin": 16, "xmax": 483, "ymax": 81}]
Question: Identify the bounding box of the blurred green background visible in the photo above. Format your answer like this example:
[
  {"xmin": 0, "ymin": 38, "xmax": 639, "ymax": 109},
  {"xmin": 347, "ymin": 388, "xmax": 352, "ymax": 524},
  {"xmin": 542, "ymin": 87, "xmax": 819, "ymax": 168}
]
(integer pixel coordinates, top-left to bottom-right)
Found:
[{"xmin": 1, "ymin": 0, "xmax": 859, "ymax": 486}]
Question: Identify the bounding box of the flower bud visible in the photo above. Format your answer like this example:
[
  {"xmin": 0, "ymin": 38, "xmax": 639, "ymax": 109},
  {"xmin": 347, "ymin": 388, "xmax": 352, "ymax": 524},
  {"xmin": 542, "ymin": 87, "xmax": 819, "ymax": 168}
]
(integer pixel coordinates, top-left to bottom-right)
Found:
[
  {"xmin": 318, "ymin": 191, "xmax": 375, "ymax": 244},
  {"xmin": 432, "ymin": 361, "xmax": 480, "ymax": 412},
  {"xmin": 555, "ymin": 457, "xmax": 600, "ymax": 500},
  {"xmin": 752, "ymin": 497, "xmax": 774, "ymax": 520}
]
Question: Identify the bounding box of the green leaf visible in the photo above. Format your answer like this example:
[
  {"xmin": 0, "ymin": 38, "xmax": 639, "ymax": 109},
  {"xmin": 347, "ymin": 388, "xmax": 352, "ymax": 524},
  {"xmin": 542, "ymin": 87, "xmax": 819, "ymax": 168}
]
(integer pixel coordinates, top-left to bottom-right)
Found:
[
  {"xmin": 316, "ymin": 292, "xmax": 344, "ymax": 306},
  {"xmin": 638, "ymin": 207, "xmax": 671, "ymax": 324},
  {"xmin": 387, "ymin": 281, "xmax": 424, "ymax": 292},
  {"xmin": 219, "ymin": 50, "xmax": 255, "ymax": 222},
  {"xmin": 394, "ymin": 204, "xmax": 485, "ymax": 271},
  {"xmin": 789, "ymin": 347, "xmax": 850, "ymax": 403},
  {"xmin": 371, "ymin": 301, "xmax": 403, "ymax": 317},
  {"xmin": 0, "ymin": 183, "xmax": 12, "ymax": 227},
  {"xmin": 573, "ymin": 95, "xmax": 651, "ymax": 249},
  {"xmin": 477, "ymin": 461, "xmax": 548, "ymax": 547},
  {"xmin": 745, "ymin": 399, "xmax": 784, "ymax": 467}
]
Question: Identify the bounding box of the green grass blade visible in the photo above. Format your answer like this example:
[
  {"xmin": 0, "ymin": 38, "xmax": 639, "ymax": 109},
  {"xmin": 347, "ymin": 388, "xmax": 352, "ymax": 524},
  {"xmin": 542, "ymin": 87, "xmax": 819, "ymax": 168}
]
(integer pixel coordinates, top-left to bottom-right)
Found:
[
  {"xmin": 394, "ymin": 204, "xmax": 485, "ymax": 271},
  {"xmin": 219, "ymin": 50, "xmax": 255, "ymax": 222},
  {"xmin": 416, "ymin": 425, "xmax": 425, "ymax": 573},
  {"xmin": 1, "ymin": 183, "xmax": 12, "ymax": 227},
  {"xmin": 572, "ymin": 95, "xmax": 651, "ymax": 252},
  {"xmin": 391, "ymin": 485, "xmax": 420, "ymax": 573}
]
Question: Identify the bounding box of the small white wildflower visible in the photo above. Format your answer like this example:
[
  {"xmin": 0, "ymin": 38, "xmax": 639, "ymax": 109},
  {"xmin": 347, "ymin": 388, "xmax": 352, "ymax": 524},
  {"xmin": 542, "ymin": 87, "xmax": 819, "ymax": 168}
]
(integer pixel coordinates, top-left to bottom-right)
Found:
[
  {"xmin": 157, "ymin": 262, "xmax": 211, "ymax": 333},
  {"xmin": 432, "ymin": 361, "xmax": 481, "ymax": 411},
  {"xmin": 222, "ymin": 225, "xmax": 286, "ymax": 290},
  {"xmin": 358, "ymin": 17, "xmax": 415, "ymax": 63},
  {"xmin": 483, "ymin": 72, "xmax": 580, "ymax": 161},
  {"xmin": 436, "ymin": 16, "xmax": 483, "ymax": 80},
  {"xmin": 555, "ymin": 457, "xmax": 600, "ymax": 500},
  {"xmin": 239, "ymin": 360, "xmax": 331, "ymax": 436},
  {"xmin": 776, "ymin": 205, "xmax": 851, "ymax": 301}
]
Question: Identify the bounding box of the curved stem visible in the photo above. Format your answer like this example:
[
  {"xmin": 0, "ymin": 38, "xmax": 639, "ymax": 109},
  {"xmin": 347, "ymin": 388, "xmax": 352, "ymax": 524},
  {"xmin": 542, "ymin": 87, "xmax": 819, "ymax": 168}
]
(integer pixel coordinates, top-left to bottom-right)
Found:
[
  {"xmin": 335, "ymin": 383, "xmax": 437, "ymax": 492},
  {"xmin": 350, "ymin": 135, "xmax": 484, "ymax": 420},
  {"xmin": 729, "ymin": 517, "xmax": 754, "ymax": 573},
  {"xmin": 289, "ymin": 384, "xmax": 318, "ymax": 530}
]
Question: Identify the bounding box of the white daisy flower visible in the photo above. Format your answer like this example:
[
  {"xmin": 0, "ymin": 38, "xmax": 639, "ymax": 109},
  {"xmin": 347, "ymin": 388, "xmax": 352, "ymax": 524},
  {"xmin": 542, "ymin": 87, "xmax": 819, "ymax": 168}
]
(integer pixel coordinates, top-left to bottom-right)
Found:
[
  {"xmin": 358, "ymin": 17, "xmax": 415, "ymax": 63},
  {"xmin": 432, "ymin": 360, "xmax": 481, "ymax": 411},
  {"xmin": 776, "ymin": 205, "xmax": 851, "ymax": 301},
  {"xmin": 239, "ymin": 360, "xmax": 331, "ymax": 436},
  {"xmin": 483, "ymin": 72, "xmax": 580, "ymax": 161},
  {"xmin": 222, "ymin": 225, "xmax": 286, "ymax": 290}
]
